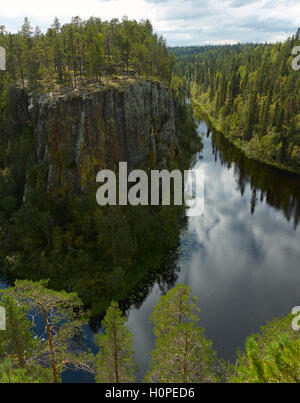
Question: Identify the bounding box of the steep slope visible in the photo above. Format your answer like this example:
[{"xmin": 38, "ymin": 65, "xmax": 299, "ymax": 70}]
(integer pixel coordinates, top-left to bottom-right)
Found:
[
  {"xmin": 0, "ymin": 78, "xmax": 201, "ymax": 315},
  {"xmin": 29, "ymin": 79, "xmax": 182, "ymax": 195}
]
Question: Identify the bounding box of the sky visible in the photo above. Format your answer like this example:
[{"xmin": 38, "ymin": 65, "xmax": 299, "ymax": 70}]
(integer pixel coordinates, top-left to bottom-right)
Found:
[{"xmin": 1, "ymin": 0, "xmax": 300, "ymax": 46}]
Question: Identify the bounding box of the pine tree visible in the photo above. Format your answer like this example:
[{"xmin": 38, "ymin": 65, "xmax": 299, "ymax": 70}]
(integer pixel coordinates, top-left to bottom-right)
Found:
[
  {"xmin": 0, "ymin": 357, "xmax": 52, "ymax": 383},
  {"xmin": 230, "ymin": 313, "xmax": 300, "ymax": 383},
  {"xmin": 95, "ymin": 301, "xmax": 137, "ymax": 383},
  {"xmin": 145, "ymin": 285, "xmax": 220, "ymax": 383},
  {"xmin": 1, "ymin": 280, "xmax": 92, "ymax": 383},
  {"xmin": 145, "ymin": 323, "xmax": 218, "ymax": 383},
  {"xmin": 232, "ymin": 335, "xmax": 300, "ymax": 383},
  {"xmin": 0, "ymin": 295, "xmax": 37, "ymax": 368},
  {"xmin": 150, "ymin": 284, "xmax": 200, "ymax": 338},
  {"xmin": 0, "ymin": 359, "xmax": 41, "ymax": 383}
]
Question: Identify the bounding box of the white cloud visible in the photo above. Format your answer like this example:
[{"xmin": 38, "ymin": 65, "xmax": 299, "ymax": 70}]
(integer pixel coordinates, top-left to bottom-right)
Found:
[{"xmin": 1, "ymin": 0, "xmax": 300, "ymax": 45}]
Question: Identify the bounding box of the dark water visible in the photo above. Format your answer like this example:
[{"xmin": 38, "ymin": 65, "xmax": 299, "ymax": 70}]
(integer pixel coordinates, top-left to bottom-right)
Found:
[
  {"xmin": 127, "ymin": 119, "xmax": 300, "ymax": 379},
  {"xmin": 1, "ymin": 119, "xmax": 300, "ymax": 382}
]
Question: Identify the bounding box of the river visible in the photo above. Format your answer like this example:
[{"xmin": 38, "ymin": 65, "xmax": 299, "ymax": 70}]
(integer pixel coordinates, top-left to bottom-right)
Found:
[
  {"xmin": 1, "ymin": 118, "xmax": 300, "ymax": 382},
  {"xmin": 127, "ymin": 118, "xmax": 300, "ymax": 380}
]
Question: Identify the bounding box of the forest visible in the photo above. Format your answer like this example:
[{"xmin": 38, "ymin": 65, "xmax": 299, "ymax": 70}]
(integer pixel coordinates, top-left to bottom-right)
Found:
[
  {"xmin": 0, "ymin": 15, "xmax": 299, "ymax": 384},
  {"xmin": 172, "ymin": 33, "xmax": 300, "ymax": 174},
  {"xmin": 0, "ymin": 282, "xmax": 299, "ymax": 383},
  {"xmin": 0, "ymin": 18, "xmax": 200, "ymax": 317},
  {"xmin": 0, "ymin": 17, "xmax": 174, "ymax": 91}
]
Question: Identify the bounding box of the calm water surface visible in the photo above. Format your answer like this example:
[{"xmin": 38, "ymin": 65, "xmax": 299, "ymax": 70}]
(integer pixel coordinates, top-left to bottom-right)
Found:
[
  {"xmin": 1, "ymin": 119, "xmax": 300, "ymax": 382},
  {"xmin": 127, "ymin": 119, "xmax": 300, "ymax": 379}
]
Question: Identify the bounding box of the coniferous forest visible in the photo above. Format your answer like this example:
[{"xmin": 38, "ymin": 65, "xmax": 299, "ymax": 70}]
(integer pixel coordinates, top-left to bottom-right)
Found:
[
  {"xmin": 0, "ymin": 7, "xmax": 299, "ymax": 385},
  {"xmin": 1, "ymin": 282, "xmax": 299, "ymax": 383},
  {"xmin": 172, "ymin": 35, "xmax": 300, "ymax": 173},
  {"xmin": 0, "ymin": 17, "xmax": 200, "ymax": 316},
  {"xmin": 0, "ymin": 17, "xmax": 174, "ymax": 90}
]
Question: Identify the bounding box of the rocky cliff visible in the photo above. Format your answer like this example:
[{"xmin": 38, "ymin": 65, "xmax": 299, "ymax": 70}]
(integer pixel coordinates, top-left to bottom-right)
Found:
[
  {"xmin": 29, "ymin": 79, "xmax": 182, "ymax": 195},
  {"xmin": 0, "ymin": 78, "xmax": 200, "ymax": 314}
]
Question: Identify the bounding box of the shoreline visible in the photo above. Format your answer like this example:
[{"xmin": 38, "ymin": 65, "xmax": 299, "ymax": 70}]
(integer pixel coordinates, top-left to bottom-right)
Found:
[{"xmin": 191, "ymin": 97, "xmax": 300, "ymax": 178}]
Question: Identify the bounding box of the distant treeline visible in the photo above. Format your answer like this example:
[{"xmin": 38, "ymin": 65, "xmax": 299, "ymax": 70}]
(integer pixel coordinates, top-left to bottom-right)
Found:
[
  {"xmin": 174, "ymin": 32, "xmax": 300, "ymax": 173},
  {"xmin": 170, "ymin": 43, "xmax": 271, "ymax": 57}
]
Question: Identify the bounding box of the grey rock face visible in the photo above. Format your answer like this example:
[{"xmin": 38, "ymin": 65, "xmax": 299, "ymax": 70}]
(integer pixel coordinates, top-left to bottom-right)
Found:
[{"xmin": 30, "ymin": 80, "xmax": 181, "ymax": 195}]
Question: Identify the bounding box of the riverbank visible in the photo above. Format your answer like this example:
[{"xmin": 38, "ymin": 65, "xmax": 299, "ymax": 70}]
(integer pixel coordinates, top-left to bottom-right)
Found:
[
  {"xmin": 190, "ymin": 86, "xmax": 300, "ymax": 177},
  {"xmin": 127, "ymin": 117, "xmax": 300, "ymax": 378},
  {"xmin": 2, "ymin": 117, "xmax": 299, "ymax": 383}
]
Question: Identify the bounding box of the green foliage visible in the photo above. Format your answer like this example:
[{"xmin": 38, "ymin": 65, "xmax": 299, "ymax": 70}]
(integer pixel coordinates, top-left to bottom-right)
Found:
[
  {"xmin": 0, "ymin": 295, "xmax": 37, "ymax": 368},
  {"xmin": 145, "ymin": 324, "xmax": 218, "ymax": 383},
  {"xmin": 150, "ymin": 284, "xmax": 200, "ymax": 337},
  {"xmin": 0, "ymin": 16, "xmax": 174, "ymax": 90},
  {"xmin": 95, "ymin": 301, "xmax": 137, "ymax": 383},
  {"xmin": 175, "ymin": 35, "xmax": 300, "ymax": 174},
  {"xmin": 0, "ymin": 281, "xmax": 298, "ymax": 383},
  {"xmin": 146, "ymin": 285, "xmax": 220, "ymax": 383},
  {"xmin": 0, "ymin": 18, "xmax": 201, "ymax": 317},
  {"xmin": 0, "ymin": 76, "xmax": 197, "ymax": 320},
  {"xmin": 1, "ymin": 280, "xmax": 93, "ymax": 383},
  {"xmin": 230, "ymin": 314, "xmax": 300, "ymax": 383},
  {"xmin": 0, "ymin": 99, "xmax": 197, "ymax": 315},
  {"xmin": 0, "ymin": 359, "xmax": 43, "ymax": 383},
  {"xmin": 243, "ymin": 336, "xmax": 300, "ymax": 383}
]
